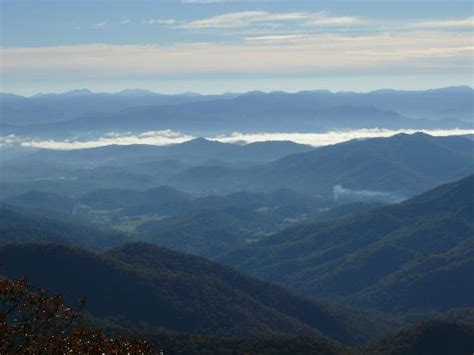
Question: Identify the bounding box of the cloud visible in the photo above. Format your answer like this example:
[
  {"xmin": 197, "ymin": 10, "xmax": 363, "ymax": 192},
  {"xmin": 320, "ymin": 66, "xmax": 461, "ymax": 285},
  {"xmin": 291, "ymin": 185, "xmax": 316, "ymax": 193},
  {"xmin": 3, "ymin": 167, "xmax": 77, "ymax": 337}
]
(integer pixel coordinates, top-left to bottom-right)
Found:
[
  {"xmin": 142, "ymin": 18, "xmax": 177, "ymax": 25},
  {"xmin": 120, "ymin": 18, "xmax": 131, "ymax": 25},
  {"xmin": 244, "ymin": 34, "xmax": 310, "ymax": 43},
  {"xmin": 178, "ymin": 10, "xmax": 364, "ymax": 29},
  {"xmin": 209, "ymin": 129, "xmax": 474, "ymax": 146},
  {"xmin": 6, "ymin": 130, "xmax": 195, "ymax": 150},
  {"xmin": 90, "ymin": 21, "xmax": 107, "ymax": 29},
  {"xmin": 2, "ymin": 30, "xmax": 471, "ymax": 80},
  {"xmin": 179, "ymin": 11, "xmax": 308, "ymax": 29},
  {"xmin": 4, "ymin": 129, "xmax": 474, "ymax": 151},
  {"xmin": 410, "ymin": 17, "xmax": 474, "ymax": 29},
  {"xmin": 0, "ymin": 134, "xmax": 22, "ymax": 147},
  {"xmin": 303, "ymin": 12, "xmax": 364, "ymax": 26},
  {"xmin": 333, "ymin": 185, "xmax": 403, "ymax": 203}
]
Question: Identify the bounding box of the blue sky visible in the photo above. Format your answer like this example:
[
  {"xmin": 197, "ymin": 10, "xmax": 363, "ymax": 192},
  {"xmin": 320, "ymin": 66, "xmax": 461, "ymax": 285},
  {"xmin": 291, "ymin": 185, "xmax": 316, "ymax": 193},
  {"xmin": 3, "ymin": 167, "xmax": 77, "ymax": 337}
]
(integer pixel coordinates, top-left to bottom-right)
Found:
[{"xmin": 1, "ymin": 0, "xmax": 473, "ymax": 95}]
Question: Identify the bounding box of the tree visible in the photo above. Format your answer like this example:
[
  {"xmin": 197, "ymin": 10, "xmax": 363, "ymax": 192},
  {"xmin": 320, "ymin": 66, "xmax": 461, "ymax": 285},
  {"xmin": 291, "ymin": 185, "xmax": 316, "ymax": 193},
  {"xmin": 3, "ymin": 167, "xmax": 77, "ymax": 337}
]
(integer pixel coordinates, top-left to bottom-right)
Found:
[{"xmin": 0, "ymin": 275, "xmax": 154, "ymax": 353}]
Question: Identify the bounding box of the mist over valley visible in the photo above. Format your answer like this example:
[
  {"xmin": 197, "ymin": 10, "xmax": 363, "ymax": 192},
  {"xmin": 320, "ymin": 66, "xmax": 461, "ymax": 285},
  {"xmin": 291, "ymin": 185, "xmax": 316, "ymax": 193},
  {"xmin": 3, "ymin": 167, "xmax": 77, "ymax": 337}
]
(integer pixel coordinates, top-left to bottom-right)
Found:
[{"xmin": 1, "ymin": 0, "xmax": 473, "ymax": 353}]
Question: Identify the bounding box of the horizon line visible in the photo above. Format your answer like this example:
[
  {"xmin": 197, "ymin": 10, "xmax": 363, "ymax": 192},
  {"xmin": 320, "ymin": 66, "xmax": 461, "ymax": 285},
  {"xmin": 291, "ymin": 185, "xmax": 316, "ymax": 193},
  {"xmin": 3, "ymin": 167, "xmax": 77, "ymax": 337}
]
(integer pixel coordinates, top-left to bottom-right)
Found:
[{"xmin": 2, "ymin": 85, "xmax": 472, "ymax": 98}]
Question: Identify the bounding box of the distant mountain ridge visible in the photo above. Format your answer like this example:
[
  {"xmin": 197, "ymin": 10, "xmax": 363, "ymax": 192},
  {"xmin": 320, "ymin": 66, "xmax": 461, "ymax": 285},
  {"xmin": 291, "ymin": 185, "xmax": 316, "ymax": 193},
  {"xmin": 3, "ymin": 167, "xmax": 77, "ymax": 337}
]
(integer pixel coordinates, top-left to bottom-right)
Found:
[
  {"xmin": 3, "ymin": 134, "xmax": 473, "ymax": 198},
  {"xmin": 170, "ymin": 133, "xmax": 474, "ymax": 196},
  {"xmin": 0, "ymin": 90, "xmax": 238, "ymax": 126},
  {"xmin": 4, "ymin": 138, "xmax": 314, "ymax": 167},
  {"xmin": 2, "ymin": 86, "xmax": 471, "ymax": 137}
]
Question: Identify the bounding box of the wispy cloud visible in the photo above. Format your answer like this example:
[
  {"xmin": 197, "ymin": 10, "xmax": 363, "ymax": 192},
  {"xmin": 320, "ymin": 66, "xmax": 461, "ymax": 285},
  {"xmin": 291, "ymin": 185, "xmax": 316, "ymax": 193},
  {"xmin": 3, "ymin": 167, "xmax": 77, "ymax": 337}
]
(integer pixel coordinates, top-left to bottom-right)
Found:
[
  {"xmin": 90, "ymin": 21, "xmax": 107, "ymax": 29},
  {"xmin": 2, "ymin": 30, "xmax": 472, "ymax": 79},
  {"xmin": 120, "ymin": 18, "xmax": 131, "ymax": 25},
  {"xmin": 410, "ymin": 17, "xmax": 474, "ymax": 29},
  {"xmin": 180, "ymin": 11, "xmax": 310, "ymax": 29},
  {"xmin": 142, "ymin": 18, "xmax": 177, "ymax": 25},
  {"xmin": 333, "ymin": 185, "xmax": 403, "ymax": 203},
  {"xmin": 303, "ymin": 12, "xmax": 364, "ymax": 26},
  {"xmin": 244, "ymin": 34, "xmax": 310, "ymax": 43}
]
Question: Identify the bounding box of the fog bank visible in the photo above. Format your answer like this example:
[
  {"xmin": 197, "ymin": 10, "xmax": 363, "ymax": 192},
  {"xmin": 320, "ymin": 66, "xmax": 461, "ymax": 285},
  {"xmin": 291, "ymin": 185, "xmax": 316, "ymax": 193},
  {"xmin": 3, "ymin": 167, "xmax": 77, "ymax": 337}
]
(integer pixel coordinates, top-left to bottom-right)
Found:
[{"xmin": 1, "ymin": 128, "xmax": 474, "ymax": 150}]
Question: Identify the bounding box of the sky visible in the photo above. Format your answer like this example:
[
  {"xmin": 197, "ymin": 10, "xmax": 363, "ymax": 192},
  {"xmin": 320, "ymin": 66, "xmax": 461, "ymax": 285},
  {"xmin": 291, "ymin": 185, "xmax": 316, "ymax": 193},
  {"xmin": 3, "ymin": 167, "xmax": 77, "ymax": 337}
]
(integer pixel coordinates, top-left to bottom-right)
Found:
[{"xmin": 1, "ymin": 0, "xmax": 473, "ymax": 95}]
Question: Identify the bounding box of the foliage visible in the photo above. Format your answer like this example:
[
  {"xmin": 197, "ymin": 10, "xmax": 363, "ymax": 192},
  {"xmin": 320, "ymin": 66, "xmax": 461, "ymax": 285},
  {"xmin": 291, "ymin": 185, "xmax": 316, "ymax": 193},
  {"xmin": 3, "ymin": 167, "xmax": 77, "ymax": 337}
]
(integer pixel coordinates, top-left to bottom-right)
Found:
[{"xmin": 0, "ymin": 275, "xmax": 153, "ymax": 354}]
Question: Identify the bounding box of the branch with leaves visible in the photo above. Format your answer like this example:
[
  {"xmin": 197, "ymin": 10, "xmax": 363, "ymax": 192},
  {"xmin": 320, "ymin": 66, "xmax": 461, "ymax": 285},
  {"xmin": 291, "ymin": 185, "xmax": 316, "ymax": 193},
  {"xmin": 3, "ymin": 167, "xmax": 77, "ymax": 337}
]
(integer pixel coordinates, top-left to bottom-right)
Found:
[{"xmin": 0, "ymin": 276, "xmax": 155, "ymax": 354}]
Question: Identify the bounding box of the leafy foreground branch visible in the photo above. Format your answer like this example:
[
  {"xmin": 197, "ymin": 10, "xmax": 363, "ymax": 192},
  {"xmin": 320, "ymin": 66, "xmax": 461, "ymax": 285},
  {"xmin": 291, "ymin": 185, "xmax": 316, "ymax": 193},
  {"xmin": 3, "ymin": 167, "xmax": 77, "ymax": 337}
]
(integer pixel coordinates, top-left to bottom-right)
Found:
[{"xmin": 0, "ymin": 276, "xmax": 154, "ymax": 354}]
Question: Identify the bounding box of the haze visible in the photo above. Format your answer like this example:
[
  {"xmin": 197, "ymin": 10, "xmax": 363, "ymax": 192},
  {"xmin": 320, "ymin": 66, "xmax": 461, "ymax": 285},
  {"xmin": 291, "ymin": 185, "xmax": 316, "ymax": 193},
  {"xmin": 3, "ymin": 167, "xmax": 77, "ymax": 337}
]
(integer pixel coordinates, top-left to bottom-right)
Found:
[{"xmin": 1, "ymin": 0, "xmax": 473, "ymax": 354}]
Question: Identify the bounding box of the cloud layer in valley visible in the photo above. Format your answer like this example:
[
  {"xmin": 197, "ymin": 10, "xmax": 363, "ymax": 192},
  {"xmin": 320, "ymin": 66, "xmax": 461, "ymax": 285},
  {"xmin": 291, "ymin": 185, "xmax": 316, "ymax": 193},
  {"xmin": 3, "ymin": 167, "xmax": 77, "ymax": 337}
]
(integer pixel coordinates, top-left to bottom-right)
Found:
[
  {"xmin": 333, "ymin": 184, "xmax": 403, "ymax": 204},
  {"xmin": 2, "ymin": 129, "xmax": 473, "ymax": 151}
]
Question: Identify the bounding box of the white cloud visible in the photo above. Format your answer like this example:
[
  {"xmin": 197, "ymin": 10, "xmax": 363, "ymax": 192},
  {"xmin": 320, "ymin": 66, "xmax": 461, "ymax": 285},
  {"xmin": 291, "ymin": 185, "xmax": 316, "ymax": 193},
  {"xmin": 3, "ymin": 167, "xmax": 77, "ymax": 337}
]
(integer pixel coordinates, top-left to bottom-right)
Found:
[
  {"xmin": 142, "ymin": 18, "xmax": 177, "ymax": 25},
  {"xmin": 178, "ymin": 10, "xmax": 364, "ymax": 29},
  {"xmin": 4, "ymin": 129, "xmax": 474, "ymax": 150},
  {"xmin": 2, "ymin": 31, "xmax": 471, "ymax": 79},
  {"xmin": 410, "ymin": 17, "xmax": 474, "ymax": 29},
  {"xmin": 180, "ymin": 11, "xmax": 309, "ymax": 29},
  {"xmin": 90, "ymin": 21, "xmax": 107, "ymax": 29},
  {"xmin": 244, "ymin": 34, "xmax": 310, "ymax": 43},
  {"xmin": 13, "ymin": 130, "xmax": 194, "ymax": 150},
  {"xmin": 210, "ymin": 129, "xmax": 474, "ymax": 146},
  {"xmin": 0, "ymin": 134, "xmax": 22, "ymax": 147},
  {"xmin": 303, "ymin": 12, "xmax": 364, "ymax": 26},
  {"xmin": 120, "ymin": 18, "xmax": 131, "ymax": 25}
]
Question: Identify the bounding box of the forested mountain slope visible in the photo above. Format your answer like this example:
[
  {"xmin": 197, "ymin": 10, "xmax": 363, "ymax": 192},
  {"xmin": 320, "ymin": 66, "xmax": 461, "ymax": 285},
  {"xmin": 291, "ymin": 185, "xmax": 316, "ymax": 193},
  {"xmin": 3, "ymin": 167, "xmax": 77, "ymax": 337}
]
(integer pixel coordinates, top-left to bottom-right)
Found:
[
  {"xmin": 0, "ymin": 242, "xmax": 392, "ymax": 345},
  {"xmin": 219, "ymin": 175, "xmax": 474, "ymax": 314}
]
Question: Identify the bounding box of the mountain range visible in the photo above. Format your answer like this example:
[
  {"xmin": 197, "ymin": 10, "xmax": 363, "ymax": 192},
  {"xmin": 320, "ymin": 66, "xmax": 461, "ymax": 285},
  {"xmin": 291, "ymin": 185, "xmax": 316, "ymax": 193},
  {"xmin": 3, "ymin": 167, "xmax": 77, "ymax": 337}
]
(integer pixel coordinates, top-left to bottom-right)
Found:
[
  {"xmin": 0, "ymin": 204, "xmax": 127, "ymax": 250},
  {"xmin": 4, "ymin": 138, "xmax": 313, "ymax": 167},
  {"xmin": 0, "ymin": 242, "xmax": 392, "ymax": 345},
  {"xmin": 1, "ymin": 142, "xmax": 473, "ymax": 351},
  {"xmin": 167, "ymin": 133, "xmax": 474, "ymax": 196},
  {"xmin": 0, "ymin": 90, "xmax": 238, "ymax": 126},
  {"xmin": 2, "ymin": 133, "xmax": 473, "ymax": 203},
  {"xmin": 218, "ymin": 174, "xmax": 474, "ymax": 316},
  {"xmin": 2, "ymin": 86, "xmax": 472, "ymax": 138}
]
